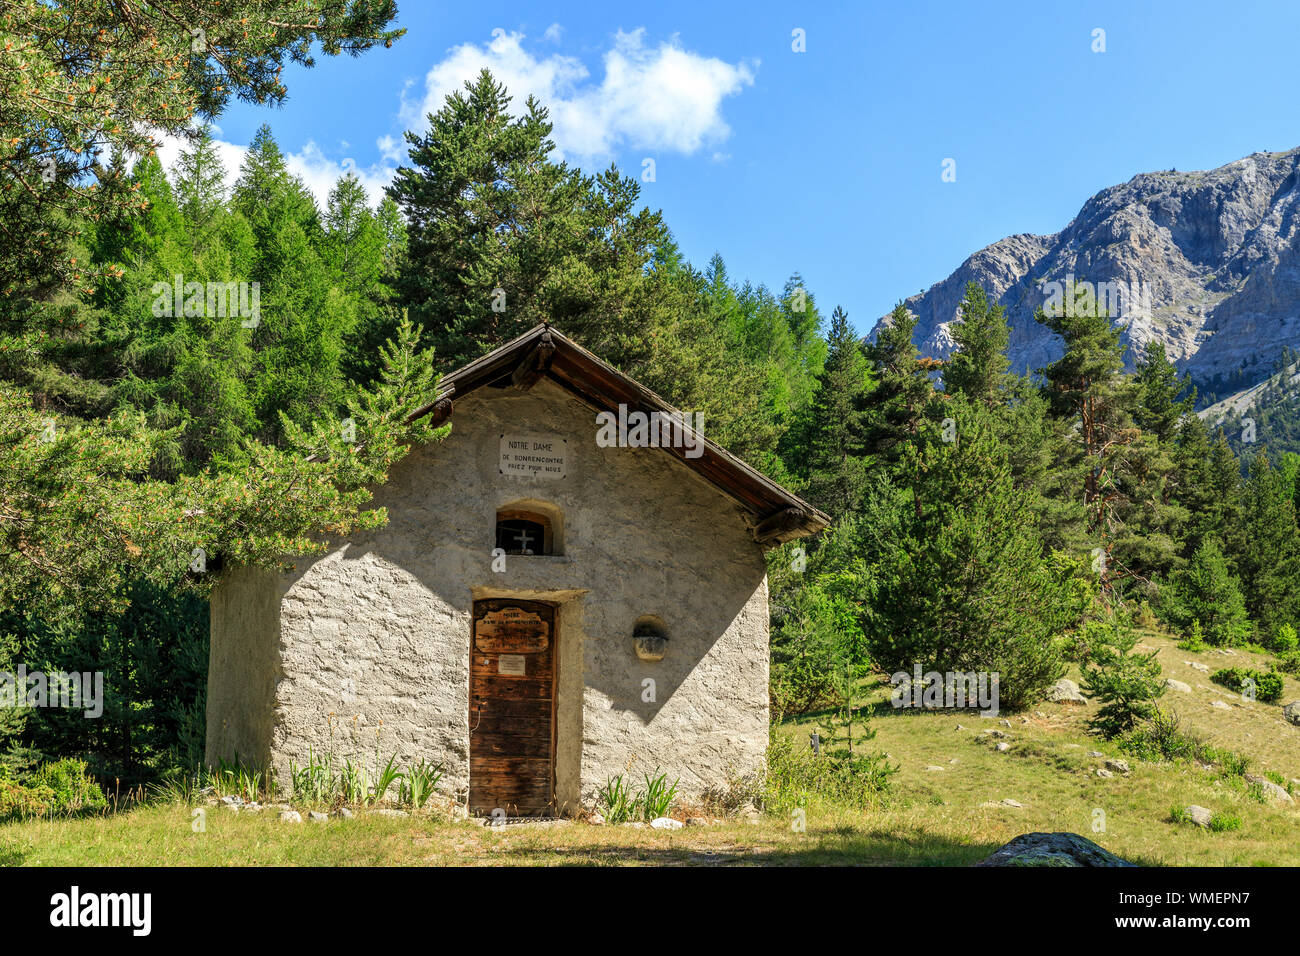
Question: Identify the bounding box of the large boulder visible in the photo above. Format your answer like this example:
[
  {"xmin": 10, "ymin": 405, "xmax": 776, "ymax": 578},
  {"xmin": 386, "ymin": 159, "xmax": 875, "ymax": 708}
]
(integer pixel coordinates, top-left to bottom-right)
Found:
[
  {"xmin": 976, "ymin": 832, "xmax": 1136, "ymax": 867},
  {"xmin": 1284, "ymin": 701, "xmax": 1300, "ymax": 727},
  {"xmin": 1046, "ymin": 679, "xmax": 1087, "ymax": 703}
]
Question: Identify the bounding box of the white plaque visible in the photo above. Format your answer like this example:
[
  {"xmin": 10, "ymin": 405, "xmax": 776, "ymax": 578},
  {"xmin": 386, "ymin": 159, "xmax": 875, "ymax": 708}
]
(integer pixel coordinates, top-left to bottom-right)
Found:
[
  {"xmin": 499, "ymin": 433, "xmax": 567, "ymax": 479},
  {"xmin": 498, "ymin": 655, "xmax": 526, "ymax": 676}
]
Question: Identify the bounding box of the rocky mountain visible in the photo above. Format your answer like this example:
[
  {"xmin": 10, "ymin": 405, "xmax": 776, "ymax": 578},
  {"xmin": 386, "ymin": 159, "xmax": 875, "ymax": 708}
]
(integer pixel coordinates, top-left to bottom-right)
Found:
[{"xmin": 872, "ymin": 148, "xmax": 1300, "ymax": 399}]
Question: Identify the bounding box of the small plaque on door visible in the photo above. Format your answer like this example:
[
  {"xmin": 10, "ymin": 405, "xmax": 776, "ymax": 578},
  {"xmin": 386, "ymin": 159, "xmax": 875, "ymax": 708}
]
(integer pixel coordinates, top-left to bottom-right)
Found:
[{"xmin": 498, "ymin": 655, "xmax": 526, "ymax": 676}]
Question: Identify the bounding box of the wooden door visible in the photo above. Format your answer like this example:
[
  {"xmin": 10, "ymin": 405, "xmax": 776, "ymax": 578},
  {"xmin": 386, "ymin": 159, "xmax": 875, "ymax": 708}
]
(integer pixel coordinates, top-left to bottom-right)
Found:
[{"xmin": 469, "ymin": 599, "xmax": 557, "ymax": 816}]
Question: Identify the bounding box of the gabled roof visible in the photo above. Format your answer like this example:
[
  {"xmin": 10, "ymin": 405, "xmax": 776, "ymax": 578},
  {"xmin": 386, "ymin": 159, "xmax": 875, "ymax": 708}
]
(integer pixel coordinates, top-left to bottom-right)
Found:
[{"xmin": 410, "ymin": 324, "xmax": 830, "ymax": 546}]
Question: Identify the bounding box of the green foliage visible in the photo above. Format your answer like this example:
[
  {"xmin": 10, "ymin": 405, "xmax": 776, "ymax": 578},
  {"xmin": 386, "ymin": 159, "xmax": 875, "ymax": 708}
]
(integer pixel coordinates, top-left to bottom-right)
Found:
[
  {"xmin": 0, "ymin": 758, "xmax": 105, "ymax": 821},
  {"xmin": 1210, "ymin": 667, "xmax": 1284, "ymax": 703},
  {"xmin": 0, "ymin": 0, "xmax": 403, "ymax": 300},
  {"xmin": 398, "ymin": 760, "xmax": 443, "ymax": 810},
  {"xmin": 867, "ymin": 399, "xmax": 1073, "ymax": 709},
  {"xmin": 1209, "ymin": 812, "xmax": 1243, "ymax": 833},
  {"xmin": 595, "ymin": 774, "xmax": 643, "ymax": 825},
  {"xmin": 640, "ymin": 772, "xmax": 680, "ymax": 821},
  {"xmin": 1081, "ymin": 619, "xmax": 1165, "ymax": 738},
  {"xmin": 762, "ymin": 728, "xmax": 895, "ymax": 816},
  {"xmin": 1272, "ymin": 623, "xmax": 1299, "ymax": 653},
  {"xmin": 1159, "ymin": 538, "xmax": 1252, "ymax": 646},
  {"xmin": 1121, "ymin": 708, "xmax": 1248, "ymax": 776}
]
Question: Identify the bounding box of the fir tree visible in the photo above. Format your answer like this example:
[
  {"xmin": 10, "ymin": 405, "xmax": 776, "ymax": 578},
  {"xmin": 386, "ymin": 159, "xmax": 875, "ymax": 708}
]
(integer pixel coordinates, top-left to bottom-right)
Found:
[{"xmin": 803, "ymin": 306, "xmax": 872, "ymax": 519}]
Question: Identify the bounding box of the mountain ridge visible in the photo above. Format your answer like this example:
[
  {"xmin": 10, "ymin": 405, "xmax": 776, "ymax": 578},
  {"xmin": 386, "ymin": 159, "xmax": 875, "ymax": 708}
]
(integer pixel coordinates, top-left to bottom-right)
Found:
[{"xmin": 872, "ymin": 147, "xmax": 1300, "ymax": 399}]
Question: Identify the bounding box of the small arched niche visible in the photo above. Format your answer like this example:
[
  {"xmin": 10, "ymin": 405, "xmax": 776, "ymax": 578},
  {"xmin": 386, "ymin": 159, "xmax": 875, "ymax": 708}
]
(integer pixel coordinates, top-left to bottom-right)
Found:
[
  {"xmin": 495, "ymin": 500, "xmax": 564, "ymax": 556},
  {"xmin": 633, "ymin": 615, "xmax": 669, "ymax": 662}
]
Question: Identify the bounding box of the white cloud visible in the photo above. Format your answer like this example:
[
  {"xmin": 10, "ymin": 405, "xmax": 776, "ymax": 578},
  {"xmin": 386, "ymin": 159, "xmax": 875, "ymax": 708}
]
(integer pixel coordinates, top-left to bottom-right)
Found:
[
  {"xmin": 144, "ymin": 27, "xmax": 754, "ymax": 210},
  {"xmin": 284, "ymin": 141, "xmax": 394, "ymax": 207},
  {"xmin": 402, "ymin": 28, "xmax": 756, "ymax": 163}
]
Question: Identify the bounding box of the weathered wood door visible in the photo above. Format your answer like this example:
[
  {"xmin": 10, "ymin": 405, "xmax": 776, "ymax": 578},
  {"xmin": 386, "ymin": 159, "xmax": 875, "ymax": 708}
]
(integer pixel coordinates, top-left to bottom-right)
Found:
[{"xmin": 469, "ymin": 599, "xmax": 557, "ymax": 816}]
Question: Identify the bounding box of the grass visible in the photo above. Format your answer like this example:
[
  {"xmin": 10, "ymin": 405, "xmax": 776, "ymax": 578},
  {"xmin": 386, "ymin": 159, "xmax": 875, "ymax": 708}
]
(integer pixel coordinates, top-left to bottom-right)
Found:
[{"xmin": 2, "ymin": 628, "xmax": 1297, "ymax": 866}]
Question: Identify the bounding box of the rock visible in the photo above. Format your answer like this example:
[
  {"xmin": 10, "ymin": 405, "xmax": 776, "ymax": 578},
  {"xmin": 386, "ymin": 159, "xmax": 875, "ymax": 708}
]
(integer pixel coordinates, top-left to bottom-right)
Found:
[
  {"xmin": 622, "ymin": 821, "xmax": 646, "ymax": 829},
  {"xmin": 1211, "ymin": 700, "xmax": 1231, "ymax": 710},
  {"xmin": 1046, "ymin": 678, "xmax": 1087, "ymax": 703},
  {"xmin": 1087, "ymin": 751, "xmax": 1104, "ymax": 757},
  {"xmin": 371, "ymin": 808, "xmax": 409, "ymax": 818},
  {"xmin": 1104, "ymin": 758, "xmax": 1130, "ymax": 774},
  {"xmin": 979, "ymin": 729, "xmax": 1009, "ymax": 739},
  {"xmin": 685, "ymin": 816, "xmax": 712, "ymax": 827},
  {"xmin": 954, "ymin": 724, "xmax": 966, "ymax": 731},
  {"xmin": 925, "ymin": 765, "xmax": 946, "ymax": 771},
  {"xmin": 219, "ymin": 795, "xmax": 242, "ymax": 807},
  {"xmin": 279, "ymin": 810, "xmax": 302, "ymax": 824},
  {"xmin": 1184, "ymin": 805, "xmax": 1213, "ymax": 827},
  {"xmin": 976, "ymin": 832, "xmax": 1136, "ymax": 867},
  {"xmin": 995, "ymin": 742, "xmax": 1011, "ymax": 752},
  {"xmin": 999, "ymin": 719, "xmax": 1012, "ymax": 728},
  {"xmin": 1186, "ymin": 661, "xmax": 1210, "ymax": 673},
  {"xmin": 878, "ymin": 150, "xmax": 1300, "ymax": 393},
  {"xmin": 1164, "ymin": 678, "xmax": 1192, "ymax": 693},
  {"xmin": 1245, "ymin": 775, "xmax": 1295, "ymax": 805},
  {"xmin": 308, "ymin": 811, "xmax": 329, "ymax": 823},
  {"xmin": 1284, "ymin": 702, "xmax": 1300, "ymax": 726},
  {"xmin": 332, "ymin": 808, "xmax": 354, "ymax": 820},
  {"xmin": 588, "ymin": 811, "xmax": 606, "ymax": 825},
  {"xmin": 1096, "ymin": 769, "xmax": 1114, "ymax": 778},
  {"xmin": 738, "ymin": 802, "xmax": 762, "ymax": 823},
  {"xmin": 650, "ymin": 816, "xmax": 684, "ymax": 830},
  {"xmin": 243, "ymin": 802, "xmax": 262, "ymax": 813}
]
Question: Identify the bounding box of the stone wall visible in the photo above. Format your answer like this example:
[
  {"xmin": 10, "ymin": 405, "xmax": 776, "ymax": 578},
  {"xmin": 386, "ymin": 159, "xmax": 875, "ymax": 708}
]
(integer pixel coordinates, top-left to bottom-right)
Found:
[{"xmin": 207, "ymin": 378, "xmax": 770, "ymax": 810}]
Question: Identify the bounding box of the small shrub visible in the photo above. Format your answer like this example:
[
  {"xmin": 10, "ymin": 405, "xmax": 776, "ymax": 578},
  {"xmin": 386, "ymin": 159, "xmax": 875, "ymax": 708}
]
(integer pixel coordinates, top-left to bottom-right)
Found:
[
  {"xmin": 1133, "ymin": 602, "xmax": 1158, "ymax": 630},
  {"xmin": 0, "ymin": 780, "xmax": 56, "ymax": 821},
  {"xmin": 1274, "ymin": 651, "xmax": 1300, "ymax": 676},
  {"xmin": 1176, "ymin": 620, "xmax": 1207, "ymax": 652},
  {"xmin": 1210, "ymin": 667, "xmax": 1283, "ymax": 703},
  {"xmin": 1271, "ymin": 623, "xmax": 1298, "ymax": 654},
  {"xmin": 1209, "ymin": 812, "xmax": 1242, "ymax": 832},
  {"xmin": 1121, "ymin": 709, "xmax": 1251, "ymax": 777},
  {"xmin": 1168, "ymin": 804, "xmax": 1187, "ymax": 824},
  {"xmin": 30, "ymin": 759, "xmax": 107, "ymax": 815}
]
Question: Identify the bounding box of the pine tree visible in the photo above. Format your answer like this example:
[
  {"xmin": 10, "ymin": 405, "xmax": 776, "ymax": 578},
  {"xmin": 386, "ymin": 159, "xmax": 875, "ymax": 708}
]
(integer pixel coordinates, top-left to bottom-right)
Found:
[
  {"xmin": 868, "ymin": 398, "xmax": 1073, "ymax": 709},
  {"xmin": 803, "ymin": 307, "xmax": 872, "ymax": 518},
  {"xmin": 1161, "ymin": 538, "xmax": 1252, "ymax": 645},
  {"xmin": 944, "ymin": 282, "xmax": 1010, "ymax": 406},
  {"xmin": 1236, "ymin": 449, "xmax": 1300, "ymax": 637},
  {"xmin": 862, "ymin": 303, "xmax": 935, "ymax": 466},
  {"xmin": 1081, "ymin": 619, "xmax": 1165, "ymax": 738},
  {"xmin": 1133, "ymin": 341, "xmax": 1195, "ymax": 443},
  {"xmin": 1036, "ymin": 283, "xmax": 1148, "ymax": 593},
  {"xmin": 171, "ymin": 125, "xmax": 229, "ymax": 259}
]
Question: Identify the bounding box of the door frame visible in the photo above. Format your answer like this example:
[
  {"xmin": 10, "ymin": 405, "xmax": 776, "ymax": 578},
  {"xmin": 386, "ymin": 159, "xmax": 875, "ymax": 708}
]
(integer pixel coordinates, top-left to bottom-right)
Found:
[{"xmin": 468, "ymin": 597, "xmax": 560, "ymax": 816}]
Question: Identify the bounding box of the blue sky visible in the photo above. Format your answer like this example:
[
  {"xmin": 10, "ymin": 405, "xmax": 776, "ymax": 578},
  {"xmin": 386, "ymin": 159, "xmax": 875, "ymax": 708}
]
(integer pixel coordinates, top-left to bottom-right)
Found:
[{"xmin": 192, "ymin": 0, "xmax": 1300, "ymax": 336}]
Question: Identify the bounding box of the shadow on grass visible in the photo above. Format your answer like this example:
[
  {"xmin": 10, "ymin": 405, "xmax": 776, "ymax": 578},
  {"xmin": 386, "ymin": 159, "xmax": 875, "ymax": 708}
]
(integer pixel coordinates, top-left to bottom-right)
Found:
[{"xmin": 503, "ymin": 828, "xmax": 998, "ymax": 866}]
